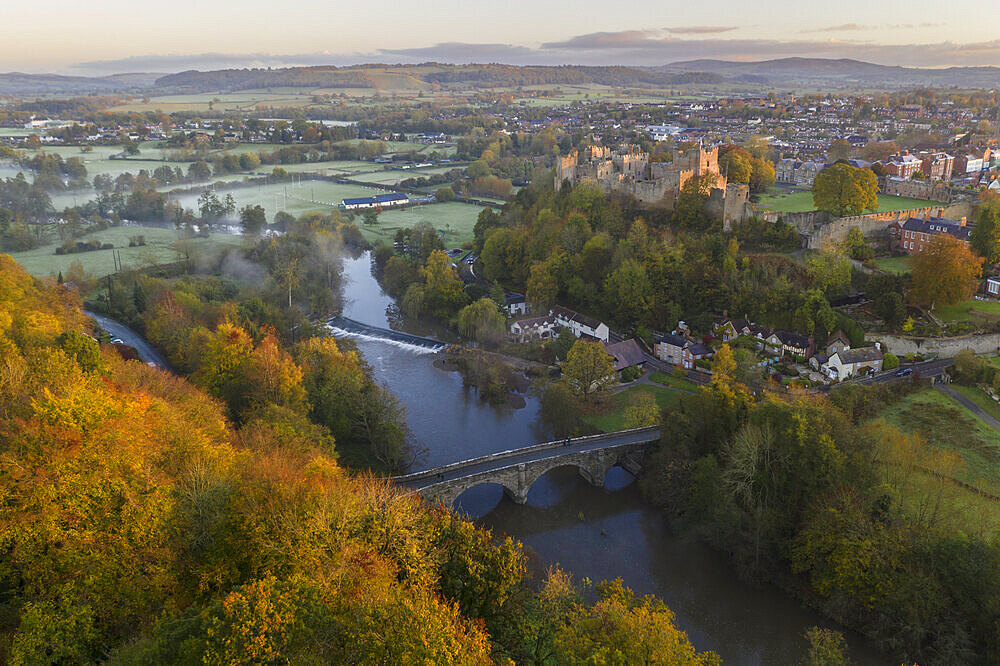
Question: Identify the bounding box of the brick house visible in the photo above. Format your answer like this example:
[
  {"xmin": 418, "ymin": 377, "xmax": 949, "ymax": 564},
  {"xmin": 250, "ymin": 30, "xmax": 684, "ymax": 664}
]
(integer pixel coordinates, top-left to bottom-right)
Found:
[
  {"xmin": 879, "ymin": 152, "xmax": 923, "ymax": 179},
  {"xmin": 890, "ymin": 214, "xmax": 970, "ymax": 255},
  {"xmin": 917, "ymin": 151, "xmax": 954, "ymax": 181}
]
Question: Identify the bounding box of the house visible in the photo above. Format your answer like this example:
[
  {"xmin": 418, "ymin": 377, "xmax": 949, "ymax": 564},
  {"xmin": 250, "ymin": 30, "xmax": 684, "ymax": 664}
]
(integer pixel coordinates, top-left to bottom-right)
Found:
[
  {"xmin": 772, "ymin": 330, "xmax": 815, "ymax": 359},
  {"xmin": 551, "ymin": 306, "xmax": 610, "ymax": 342},
  {"xmin": 712, "ymin": 315, "xmax": 751, "ymax": 342},
  {"xmin": 509, "ymin": 315, "xmax": 558, "ymax": 342},
  {"xmin": 891, "ymin": 214, "xmax": 971, "ymax": 254},
  {"xmin": 810, "ymin": 331, "xmax": 850, "ymax": 371},
  {"xmin": 822, "ymin": 346, "xmax": 884, "ymax": 380},
  {"xmin": 603, "ymin": 339, "xmax": 647, "ymax": 377},
  {"xmin": 985, "ymin": 277, "xmax": 1000, "ymax": 297},
  {"xmin": 917, "ymin": 151, "xmax": 955, "ymax": 181},
  {"xmin": 879, "ymin": 152, "xmax": 923, "ymax": 179},
  {"xmin": 654, "ymin": 333, "xmax": 691, "ymax": 367},
  {"xmin": 504, "ymin": 292, "xmax": 527, "ymax": 316}
]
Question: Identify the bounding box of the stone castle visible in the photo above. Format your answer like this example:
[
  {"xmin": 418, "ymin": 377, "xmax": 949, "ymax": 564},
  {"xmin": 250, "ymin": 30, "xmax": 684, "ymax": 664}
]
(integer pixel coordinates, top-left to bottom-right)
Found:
[{"xmin": 555, "ymin": 144, "xmax": 747, "ymax": 227}]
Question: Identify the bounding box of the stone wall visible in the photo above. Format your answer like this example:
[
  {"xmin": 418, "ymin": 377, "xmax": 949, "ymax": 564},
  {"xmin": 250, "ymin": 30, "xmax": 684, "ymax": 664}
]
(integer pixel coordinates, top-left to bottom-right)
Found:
[
  {"xmin": 868, "ymin": 332, "xmax": 1000, "ymax": 357},
  {"xmin": 758, "ymin": 201, "xmax": 975, "ymax": 249},
  {"xmin": 881, "ymin": 178, "xmax": 954, "ymax": 202}
]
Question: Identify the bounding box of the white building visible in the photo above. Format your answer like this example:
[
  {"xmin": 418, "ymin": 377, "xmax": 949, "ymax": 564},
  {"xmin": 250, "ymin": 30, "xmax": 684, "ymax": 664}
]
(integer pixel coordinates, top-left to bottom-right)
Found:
[
  {"xmin": 551, "ymin": 306, "xmax": 610, "ymax": 342},
  {"xmin": 822, "ymin": 346, "xmax": 884, "ymax": 380}
]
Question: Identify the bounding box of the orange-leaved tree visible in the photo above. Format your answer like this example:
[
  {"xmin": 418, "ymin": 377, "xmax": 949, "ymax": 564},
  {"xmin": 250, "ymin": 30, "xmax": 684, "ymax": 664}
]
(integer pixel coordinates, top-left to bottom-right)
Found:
[{"xmin": 909, "ymin": 234, "xmax": 984, "ymax": 308}]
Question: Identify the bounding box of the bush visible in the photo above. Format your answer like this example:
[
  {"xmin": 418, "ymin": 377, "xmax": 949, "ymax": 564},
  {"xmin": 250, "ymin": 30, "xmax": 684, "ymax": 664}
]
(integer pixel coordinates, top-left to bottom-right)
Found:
[
  {"xmin": 620, "ymin": 366, "xmax": 640, "ymax": 382},
  {"xmin": 882, "ymin": 352, "xmax": 899, "ymax": 370}
]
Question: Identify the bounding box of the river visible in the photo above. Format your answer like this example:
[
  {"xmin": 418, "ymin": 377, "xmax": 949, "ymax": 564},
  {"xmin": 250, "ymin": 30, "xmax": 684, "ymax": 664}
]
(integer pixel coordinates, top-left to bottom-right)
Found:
[{"xmin": 335, "ymin": 249, "xmax": 886, "ymax": 665}]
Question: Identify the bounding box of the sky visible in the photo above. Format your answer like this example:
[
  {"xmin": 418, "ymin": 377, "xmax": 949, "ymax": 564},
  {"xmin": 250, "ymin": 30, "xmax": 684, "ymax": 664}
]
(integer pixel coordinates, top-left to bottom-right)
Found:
[{"xmin": 4, "ymin": 0, "xmax": 1000, "ymax": 74}]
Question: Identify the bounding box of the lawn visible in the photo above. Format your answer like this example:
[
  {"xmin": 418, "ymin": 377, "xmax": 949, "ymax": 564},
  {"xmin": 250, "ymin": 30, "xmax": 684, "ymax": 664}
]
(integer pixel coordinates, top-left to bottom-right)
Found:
[
  {"xmin": 874, "ymin": 256, "xmax": 914, "ymax": 275},
  {"xmin": 582, "ymin": 385, "xmax": 684, "ymax": 433},
  {"xmin": 649, "ymin": 371, "xmax": 698, "ymax": 391},
  {"xmin": 933, "ymin": 299, "xmax": 1000, "ymax": 323},
  {"xmin": 756, "ymin": 188, "xmax": 937, "ymax": 215},
  {"xmin": 7, "ymin": 225, "xmax": 244, "ymax": 279},
  {"xmin": 951, "ymin": 384, "xmax": 1000, "ymax": 424}
]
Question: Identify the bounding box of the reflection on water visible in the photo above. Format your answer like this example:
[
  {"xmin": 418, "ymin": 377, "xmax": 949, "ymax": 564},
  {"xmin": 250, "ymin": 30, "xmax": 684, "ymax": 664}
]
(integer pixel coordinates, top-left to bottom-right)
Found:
[{"xmin": 338, "ymin": 250, "xmax": 886, "ymax": 665}]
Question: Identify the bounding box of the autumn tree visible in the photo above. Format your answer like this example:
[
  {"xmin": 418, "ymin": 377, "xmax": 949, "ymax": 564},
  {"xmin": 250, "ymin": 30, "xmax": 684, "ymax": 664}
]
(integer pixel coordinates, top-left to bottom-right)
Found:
[
  {"xmin": 420, "ymin": 249, "xmax": 466, "ymax": 317},
  {"xmin": 624, "ymin": 391, "xmax": 660, "ymax": 428},
  {"xmin": 527, "ymin": 262, "xmax": 558, "ymax": 313},
  {"xmin": 909, "ymin": 234, "xmax": 984, "ymax": 307},
  {"xmin": 812, "ymin": 163, "xmax": 878, "ymax": 217},
  {"xmin": 564, "ymin": 338, "xmax": 616, "ymax": 396}
]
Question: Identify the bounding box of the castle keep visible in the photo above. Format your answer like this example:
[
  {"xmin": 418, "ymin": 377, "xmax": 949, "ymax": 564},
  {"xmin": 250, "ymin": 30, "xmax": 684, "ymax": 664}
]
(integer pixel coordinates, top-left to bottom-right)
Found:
[{"xmin": 555, "ymin": 145, "xmax": 747, "ymax": 226}]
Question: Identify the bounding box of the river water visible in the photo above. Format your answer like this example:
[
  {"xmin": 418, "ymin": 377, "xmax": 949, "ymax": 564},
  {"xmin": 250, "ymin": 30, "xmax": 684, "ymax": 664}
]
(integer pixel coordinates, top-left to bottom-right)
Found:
[{"xmin": 336, "ymin": 250, "xmax": 886, "ymax": 665}]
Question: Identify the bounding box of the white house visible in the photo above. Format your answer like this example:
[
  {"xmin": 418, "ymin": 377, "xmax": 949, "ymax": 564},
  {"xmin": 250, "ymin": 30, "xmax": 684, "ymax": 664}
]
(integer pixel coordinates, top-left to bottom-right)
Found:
[
  {"xmin": 551, "ymin": 306, "xmax": 610, "ymax": 342},
  {"xmin": 504, "ymin": 292, "xmax": 527, "ymax": 316},
  {"xmin": 987, "ymin": 277, "xmax": 1000, "ymax": 297},
  {"xmin": 822, "ymin": 346, "xmax": 884, "ymax": 380},
  {"xmin": 510, "ymin": 315, "xmax": 558, "ymax": 342}
]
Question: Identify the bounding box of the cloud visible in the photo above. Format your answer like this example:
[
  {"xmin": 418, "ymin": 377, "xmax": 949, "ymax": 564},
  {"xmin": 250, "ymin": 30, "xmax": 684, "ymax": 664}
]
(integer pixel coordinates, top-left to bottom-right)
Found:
[
  {"xmin": 73, "ymin": 52, "xmax": 367, "ymax": 74},
  {"xmin": 664, "ymin": 26, "xmax": 739, "ymax": 34},
  {"xmin": 377, "ymin": 42, "xmax": 538, "ymax": 63},
  {"xmin": 542, "ymin": 30, "xmax": 675, "ymax": 50},
  {"xmin": 805, "ymin": 23, "xmax": 877, "ymax": 33}
]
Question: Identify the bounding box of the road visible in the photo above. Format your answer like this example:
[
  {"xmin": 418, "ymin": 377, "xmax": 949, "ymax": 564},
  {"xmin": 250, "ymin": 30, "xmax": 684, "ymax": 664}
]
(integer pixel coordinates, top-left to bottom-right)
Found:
[
  {"xmin": 937, "ymin": 385, "xmax": 1000, "ymax": 432},
  {"xmin": 397, "ymin": 427, "xmax": 661, "ymax": 489},
  {"xmin": 85, "ymin": 311, "xmax": 170, "ymax": 370},
  {"xmin": 853, "ymin": 358, "xmax": 953, "ymax": 386}
]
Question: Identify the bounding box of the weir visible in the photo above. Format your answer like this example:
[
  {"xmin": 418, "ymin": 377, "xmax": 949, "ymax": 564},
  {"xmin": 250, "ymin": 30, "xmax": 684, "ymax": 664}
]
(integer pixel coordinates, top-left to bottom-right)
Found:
[{"xmin": 325, "ymin": 315, "xmax": 447, "ymax": 352}]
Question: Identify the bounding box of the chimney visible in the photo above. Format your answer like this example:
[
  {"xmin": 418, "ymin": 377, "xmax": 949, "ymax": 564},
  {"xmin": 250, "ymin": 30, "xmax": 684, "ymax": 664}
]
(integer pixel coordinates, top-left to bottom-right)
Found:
[
  {"xmin": 923, "ymin": 210, "xmax": 930, "ymax": 221},
  {"xmin": 938, "ymin": 208, "xmax": 945, "ymax": 218},
  {"xmin": 960, "ymin": 216, "xmax": 967, "ymax": 227}
]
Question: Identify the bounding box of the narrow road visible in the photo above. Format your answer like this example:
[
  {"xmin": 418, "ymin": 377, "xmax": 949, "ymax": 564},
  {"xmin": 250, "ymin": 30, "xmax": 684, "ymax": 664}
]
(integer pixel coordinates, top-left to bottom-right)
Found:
[
  {"xmin": 937, "ymin": 385, "xmax": 1000, "ymax": 432},
  {"xmin": 85, "ymin": 311, "xmax": 170, "ymax": 370}
]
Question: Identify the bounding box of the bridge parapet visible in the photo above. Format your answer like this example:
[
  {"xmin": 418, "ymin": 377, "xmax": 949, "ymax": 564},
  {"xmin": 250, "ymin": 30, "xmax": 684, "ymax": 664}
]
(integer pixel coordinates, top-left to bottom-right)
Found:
[
  {"xmin": 407, "ymin": 432, "xmax": 660, "ymax": 507},
  {"xmin": 393, "ymin": 426, "xmax": 660, "ymax": 487}
]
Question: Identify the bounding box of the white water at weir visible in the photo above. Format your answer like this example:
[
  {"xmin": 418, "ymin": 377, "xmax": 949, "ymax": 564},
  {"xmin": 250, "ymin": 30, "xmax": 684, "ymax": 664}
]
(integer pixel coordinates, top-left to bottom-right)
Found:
[{"xmin": 324, "ymin": 324, "xmax": 445, "ymax": 354}]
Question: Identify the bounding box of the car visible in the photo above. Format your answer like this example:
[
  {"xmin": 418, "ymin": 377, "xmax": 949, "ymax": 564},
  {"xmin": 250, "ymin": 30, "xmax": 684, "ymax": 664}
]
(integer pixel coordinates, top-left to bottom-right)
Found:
[{"xmin": 895, "ymin": 367, "xmax": 913, "ymax": 377}]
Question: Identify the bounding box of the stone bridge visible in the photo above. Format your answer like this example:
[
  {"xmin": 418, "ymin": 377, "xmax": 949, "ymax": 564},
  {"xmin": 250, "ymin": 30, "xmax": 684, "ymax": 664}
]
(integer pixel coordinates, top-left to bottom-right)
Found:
[{"xmin": 392, "ymin": 427, "xmax": 661, "ymax": 506}]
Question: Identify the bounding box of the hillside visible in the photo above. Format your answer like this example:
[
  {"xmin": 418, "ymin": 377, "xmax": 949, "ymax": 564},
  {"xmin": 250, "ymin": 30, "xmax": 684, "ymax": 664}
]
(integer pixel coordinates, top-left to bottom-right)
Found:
[
  {"xmin": 664, "ymin": 57, "xmax": 1000, "ymax": 87},
  {"xmin": 0, "ymin": 255, "xmax": 716, "ymax": 664}
]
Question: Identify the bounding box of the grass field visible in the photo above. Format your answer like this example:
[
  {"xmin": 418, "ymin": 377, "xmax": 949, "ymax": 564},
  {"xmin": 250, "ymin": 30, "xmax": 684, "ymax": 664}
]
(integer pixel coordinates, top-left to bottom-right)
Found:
[
  {"xmin": 757, "ymin": 188, "xmax": 937, "ymax": 214},
  {"xmin": 357, "ymin": 202, "xmax": 485, "ymax": 246},
  {"xmin": 649, "ymin": 371, "xmax": 698, "ymax": 391},
  {"xmin": 874, "ymin": 256, "xmax": 914, "ymax": 274},
  {"xmin": 933, "ymin": 299, "xmax": 1000, "ymax": 322},
  {"xmin": 583, "ymin": 385, "xmax": 684, "ymax": 433},
  {"xmin": 873, "ymin": 387, "xmax": 1000, "ymax": 533},
  {"xmin": 7, "ymin": 225, "xmax": 243, "ymax": 279},
  {"xmin": 168, "ymin": 181, "xmax": 382, "ymax": 219}
]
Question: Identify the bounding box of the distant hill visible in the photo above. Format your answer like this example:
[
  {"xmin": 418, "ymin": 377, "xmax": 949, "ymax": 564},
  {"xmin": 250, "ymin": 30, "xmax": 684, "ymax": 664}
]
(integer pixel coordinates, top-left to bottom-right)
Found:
[
  {"xmin": 0, "ymin": 72, "xmax": 159, "ymax": 95},
  {"xmin": 662, "ymin": 58, "xmax": 1000, "ymax": 87},
  {"xmin": 1, "ymin": 59, "xmax": 998, "ymax": 96},
  {"xmin": 153, "ymin": 64, "xmax": 724, "ymax": 93}
]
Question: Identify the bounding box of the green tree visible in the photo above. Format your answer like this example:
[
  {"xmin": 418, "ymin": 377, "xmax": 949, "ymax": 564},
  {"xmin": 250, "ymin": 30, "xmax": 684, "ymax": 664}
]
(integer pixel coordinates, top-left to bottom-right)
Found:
[
  {"xmin": 362, "ymin": 209, "xmax": 379, "ymax": 226},
  {"xmin": 540, "ymin": 381, "xmax": 582, "ymax": 437},
  {"xmin": 802, "ymin": 627, "xmax": 851, "ymax": 666},
  {"xmin": 239, "ymin": 204, "xmax": 267, "ymax": 235},
  {"xmin": 420, "ymin": 249, "xmax": 466, "ymax": 317},
  {"xmin": 970, "ymin": 199, "xmax": 1000, "ymax": 264},
  {"xmin": 603, "ymin": 259, "xmax": 651, "ymax": 329},
  {"xmin": 812, "ymin": 163, "xmax": 878, "ymax": 217},
  {"xmin": 749, "ymin": 157, "xmax": 776, "ymax": 193},
  {"xmin": 527, "ymin": 262, "xmax": 558, "ymax": 313},
  {"xmin": 564, "ymin": 338, "xmax": 615, "ymax": 396},
  {"xmin": 719, "ymin": 147, "xmax": 753, "ymax": 183},
  {"xmin": 434, "ymin": 186, "xmax": 455, "ymax": 202},
  {"xmin": 457, "ymin": 297, "xmax": 506, "ymax": 345}
]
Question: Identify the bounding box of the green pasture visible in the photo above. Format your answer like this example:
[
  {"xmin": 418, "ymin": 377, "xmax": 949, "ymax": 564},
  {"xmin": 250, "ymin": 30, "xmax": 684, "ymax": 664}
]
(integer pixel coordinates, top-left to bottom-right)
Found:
[
  {"xmin": 355, "ymin": 202, "xmax": 485, "ymax": 246},
  {"xmin": 7, "ymin": 225, "xmax": 243, "ymax": 279}
]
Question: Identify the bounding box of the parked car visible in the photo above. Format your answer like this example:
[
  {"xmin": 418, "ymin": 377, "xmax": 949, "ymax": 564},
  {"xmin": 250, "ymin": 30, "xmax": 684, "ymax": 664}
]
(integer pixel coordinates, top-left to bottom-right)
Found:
[{"xmin": 895, "ymin": 367, "xmax": 913, "ymax": 377}]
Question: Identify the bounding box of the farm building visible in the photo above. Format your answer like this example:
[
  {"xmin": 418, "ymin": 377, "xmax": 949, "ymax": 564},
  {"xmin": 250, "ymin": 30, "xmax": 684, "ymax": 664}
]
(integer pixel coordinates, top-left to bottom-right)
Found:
[{"xmin": 340, "ymin": 193, "xmax": 410, "ymax": 210}]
